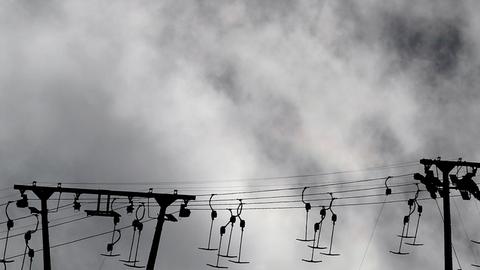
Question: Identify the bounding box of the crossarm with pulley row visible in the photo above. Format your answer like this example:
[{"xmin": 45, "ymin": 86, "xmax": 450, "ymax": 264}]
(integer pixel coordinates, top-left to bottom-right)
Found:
[{"xmin": 13, "ymin": 183, "xmax": 195, "ymax": 270}]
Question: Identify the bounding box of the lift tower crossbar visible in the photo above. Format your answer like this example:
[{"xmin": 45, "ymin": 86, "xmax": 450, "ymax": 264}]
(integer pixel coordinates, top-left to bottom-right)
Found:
[
  {"xmin": 13, "ymin": 184, "xmax": 195, "ymax": 270},
  {"xmin": 419, "ymin": 159, "xmax": 480, "ymax": 270}
]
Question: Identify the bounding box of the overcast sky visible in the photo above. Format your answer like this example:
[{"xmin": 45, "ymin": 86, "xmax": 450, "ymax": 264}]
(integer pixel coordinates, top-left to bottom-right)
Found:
[{"xmin": 1, "ymin": 0, "xmax": 480, "ymax": 270}]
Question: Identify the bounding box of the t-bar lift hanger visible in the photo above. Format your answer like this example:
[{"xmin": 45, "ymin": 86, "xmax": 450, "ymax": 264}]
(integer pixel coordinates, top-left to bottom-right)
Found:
[
  {"xmin": 199, "ymin": 194, "xmax": 218, "ymax": 251},
  {"xmin": 13, "ymin": 183, "xmax": 195, "ymax": 270}
]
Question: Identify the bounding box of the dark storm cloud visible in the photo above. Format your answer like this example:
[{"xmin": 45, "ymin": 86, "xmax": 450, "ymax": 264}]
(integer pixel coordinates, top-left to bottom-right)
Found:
[
  {"xmin": 2, "ymin": 0, "xmax": 480, "ymax": 270},
  {"xmin": 348, "ymin": 115, "xmax": 405, "ymax": 159},
  {"xmin": 384, "ymin": 15, "xmax": 463, "ymax": 75},
  {"xmin": 0, "ymin": 70, "xmax": 179, "ymax": 184},
  {"xmin": 328, "ymin": 0, "xmax": 480, "ymax": 159}
]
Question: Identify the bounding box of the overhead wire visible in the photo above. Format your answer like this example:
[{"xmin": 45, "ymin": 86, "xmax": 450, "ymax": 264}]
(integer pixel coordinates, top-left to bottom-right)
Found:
[
  {"xmin": 154, "ymin": 175, "xmax": 415, "ymax": 194},
  {"xmin": 190, "ymin": 182, "xmax": 416, "ymax": 203},
  {"xmin": 452, "ymin": 198, "xmax": 479, "ymax": 265},
  {"xmin": 0, "ymin": 180, "xmax": 470, "ymax": 240},
  {"xmin": 357, "ymin": 196, "xmax": 387, "ymax": 270},
  {"xmin": 192, "ymin": 173, "xmax": 414, "ymax": 197},
  {"xmin": 188, "ymin": 196, "xmax": 432, "ymax": 211},
  {"xmin": 186, "ymin": 189, "xmax": 423, "ymax": 208},
  {"xmin": 2, "ymin": 163, "xmax": 478, "ymax": 270},
  {"xmin": 0, "ymin": 184, "xmax": 420, "ymax": 242},
  {"xmin": 0, "ymin": 182, "xmax": 472, "ymax": 270},
  {"xmin": 0, "ymin": 202, "xmax": 133, "ymax": 242},
  {"xmin": 5, "ymin": 216, "xmax": 158, "ymax": 261},
  {"xmin": 0, "ymin": 183, "xmax": 422, "ymax": 245},
  {"xmin": 32, "ymin": 161, "xmax": 418, "ymax": 186},
  {"xmin": 0, "ymin": 202, "xmax": 76, "ymax": 226},
  {"xmin": 0, "ymin": 184, "xmax": 417, "ymax": 234}
]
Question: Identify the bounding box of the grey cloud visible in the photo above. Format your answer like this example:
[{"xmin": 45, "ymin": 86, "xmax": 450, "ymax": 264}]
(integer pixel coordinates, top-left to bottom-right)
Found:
[{"xmin": 2, "ymin": 0, "xmax": 480, "ymax": 270}]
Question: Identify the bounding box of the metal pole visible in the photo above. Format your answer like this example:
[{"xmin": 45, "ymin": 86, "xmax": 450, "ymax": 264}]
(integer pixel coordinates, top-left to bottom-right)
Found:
[
  {"xmin": 418, "ymin": 159, "xmax": 480, "ymax": 270},
  {"xmin": 14, "ymin": 184, "xmax": 194, "ymax": 270},
  {"xmin": 40, "ymin": 198, "xmax": 52, "ymax": 270},
  {"xmin": 442, "ymin": 170, "xmax": 452, "ymax": 270},
  {"xmin": 146, "ymin": 206, "xmax": 167, "ymax": 270}
]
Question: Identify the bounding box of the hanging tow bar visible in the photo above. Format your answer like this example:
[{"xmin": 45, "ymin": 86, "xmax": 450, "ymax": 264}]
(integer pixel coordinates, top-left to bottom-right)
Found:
[
  {"xmin": 390, "ymin": 191, "xmax": 418, "ymax": 255},
  {"xmin": 121, "ymin": 203, "xmax": 146, "ymax": 268},
  {"xmin": 101, "ymin": 198, "xmax": 122, "ymax": 257},
  {"xmin": 219, "ymin": 209, "xmax": 237, "ymax": 259},
  {"xmin": 405, "ymin": 185, "xmax": 424, "ymax": 247},
  {"xmin": 320, "ymin": 193, "xmax": 341, "ymax": 257},
  {"xmin": 229, "ymin": 200, "xmax": 250, "ymax": 264},
  {"xmin": 303, "ymin": 206, "xmax": 328, "ymax": 263},
  {"xmin": 0, "ymin": 201, "xmax": 15, "ymax": 266},
  {"xmin": 207, "ymin": 225, "xmax": 229, "ymax": 269},
  {"xmin": 199, "ymin": 194, "xmax": 218, "ymax": 251},
  {"xmin": 296, "ymin": 187, "xmax": 314, "ymax": 242},
  {"xmin": 20, "ymin": 214, "xmax": 39, "ymax": 270}
]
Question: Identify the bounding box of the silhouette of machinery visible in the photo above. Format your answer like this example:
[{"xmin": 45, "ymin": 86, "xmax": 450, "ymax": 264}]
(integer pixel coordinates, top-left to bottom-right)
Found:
[{"xmin": 13, "ymin": 183, "xmax": 195, "ymax": 270}]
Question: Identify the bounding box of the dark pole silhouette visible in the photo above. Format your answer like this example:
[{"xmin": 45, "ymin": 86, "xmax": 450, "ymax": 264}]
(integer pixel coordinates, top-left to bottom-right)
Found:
[
  {"xmin": 417, "ymin": 158, "xmax": 480, "ymax": 270},
  {"xmin": 13, "ymin": 183, "xmax": 195, "ymax": 270},
  {"xmin": 442, "ymin": 168, "xmax": 453, "ymax": 270},
  {"xmin": 40, "ymin": 198, "xmax": 51, "ymax": 270},
  {"xmin": 146, "ymin": 203, "xmax": 167, "ymax": 270}
]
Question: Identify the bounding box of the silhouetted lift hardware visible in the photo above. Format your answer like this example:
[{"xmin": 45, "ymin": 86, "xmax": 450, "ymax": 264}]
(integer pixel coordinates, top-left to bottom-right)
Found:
[
  {"xmin": 208, "ymin": 199, "xmax": 250, "ymax": 269},
  {"xmin": 219, "ymin": 209, "xmax": 237, "ymax": 259},
  {"xmin": 0, "ymin": 202, "xmax": 15, "ymax": 266},
  {"xmin": 390, "ymin": 201, "xmax": 414, "ymax": 255},
  {"xmin": 121, "ymin": 203, "xmax": 146, "ymax": 268},
  {"xmin": 228, "ymin": 199, "xmax": 250, "ymax": 264},
  {"xmin": 100, "ymin": 198, "xmax": 122, "ymax": 257},
  {"xmin": 385, "ymin": 176, "xmax": 392, "ymax": 196},
  {"xmin": 396, "ymin": 193, "xmax": 418, "ymax": 240},
  {"xmin": 303, "ymin": 206, "xmax": 327, "ymax": 263},
  {"xmin": 48, "ymin": 183, "xmax": 62, "ymax": 213},
  {"xmin": 414, "ymin": 158, "xmax": 480, "ymax": 270},
  {"xmin": 405, "ymin": 185, "xmax": 423, "ymax": 247},
  {"xmin": 450, "ymin": 166, "xmax": 480, "ymax": 268},
  {"xmin": 13, "ymin": 183, "xmax": 195, "ymax": 270},
  {"xmin": 73, "ymin": 193, "xmax": 81, "ymax": 211},
  {"xmin": 303, "ymin": 195, "xmax": 338, "ymax": 263},
  {"xmin": 207, "ymin": 226, "xmax": 228, "ymax": 269},
  {"xmin": 397, "ymin": 204, "xmax": 414, "ymax": 239},
  {"xmin": 296, "ymin": 187, "xmax": 314, "ymax": 242},
  {"xmin": 20, "ymin": 214, "xmax": 39, "ymax": 270},
  {"xmin": 126, "ymin": 197, "xmax": 134, "ymax": 214},
  {"xmin": 199, "ymin": 194, "xmax": 218, "ymax": 251},
  {"xmin": 320, "ymin": 193, "xmax": 341, "ymax": 257}
]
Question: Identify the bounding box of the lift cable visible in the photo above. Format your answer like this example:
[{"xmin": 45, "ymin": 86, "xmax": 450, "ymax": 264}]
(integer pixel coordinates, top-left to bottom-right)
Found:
[
  {"xmin": 30, "ymin": 161, "xmax": 418, "ymax": 187},
  {"xmin": 152, "ymin": 176, "xmax": 415, "ymax": 195},
  {"xmin": 188, "ymin": 194, "xmax": 467, "ymax": 211},
  {"xmin": 452, "ymin": 198, "xmax": 479, "ymax": 266},
  {"xmin": 0, "ymin": 203, "xmax": 74, "ymax": 226},
  {"xmin": 190, "ymin": 182, "xmax": 417, "ymax": 204},
  {"xmin": 357, "ymin": 195, "xmax": 387, "ymax": 270},
  {"xmin": 25, "ymin": 171, "xmax": 417, "ymax": 195},
  {"xmin": 0, "ymin": 188, "xmax": 420, "ymax": 237},
  {"xmin": 187, "ymin": 189, "xmax": 423, "ymax": 208},
  {"xmin": 4, "ymin": 216, "xmax": 160, "ymax": 261},
  {"xmin": 0, "ymin": 203, "xmax": 132, "ymax": 242},
  {"xmin": 192, "ymin": 173, "xmax": 414, "ymax": 197}
]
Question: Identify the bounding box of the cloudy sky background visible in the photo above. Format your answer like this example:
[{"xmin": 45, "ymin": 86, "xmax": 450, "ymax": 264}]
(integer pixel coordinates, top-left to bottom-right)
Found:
[{"xmin": 1, "ymin": 0, "xmax": 480, "ymax": 269}]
